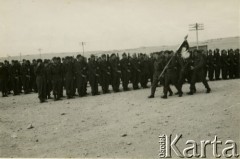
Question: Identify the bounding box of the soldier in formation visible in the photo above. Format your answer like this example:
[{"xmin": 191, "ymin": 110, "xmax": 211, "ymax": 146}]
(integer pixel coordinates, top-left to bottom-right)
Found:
[{"xmin": 0, "ymin": 48, "xmax": 239, "ymax": 102}]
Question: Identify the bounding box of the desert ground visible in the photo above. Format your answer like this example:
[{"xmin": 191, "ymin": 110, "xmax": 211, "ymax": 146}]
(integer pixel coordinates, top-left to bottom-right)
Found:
[{"xmin": 0, "ymin": 79, "xmax": 239, "ymax": 158}]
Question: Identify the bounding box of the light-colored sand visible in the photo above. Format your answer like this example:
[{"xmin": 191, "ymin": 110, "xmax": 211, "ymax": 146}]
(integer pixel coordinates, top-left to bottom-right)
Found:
[{"xmin": 0, "ymin": 79, "xmax": 239, "ymax": 158}]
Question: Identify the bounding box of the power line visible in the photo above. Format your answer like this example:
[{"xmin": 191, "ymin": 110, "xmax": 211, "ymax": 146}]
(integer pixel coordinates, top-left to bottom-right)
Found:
[
  {"xmin": 80, "ymin": 42, "xmax": 86, "ymax": 56},
  {"xmin": 38, "ymin": 48, "xmax": 42, "ymax": 59},
  {"xmin": 189, "ymin": 23, "xmax": 204, "ymax": 50}
]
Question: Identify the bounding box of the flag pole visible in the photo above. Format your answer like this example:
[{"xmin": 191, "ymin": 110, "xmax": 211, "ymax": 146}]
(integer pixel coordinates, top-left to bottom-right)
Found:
[{"xmin": 158, "ymin": 35, "xmax": 188, "ymax": 79}]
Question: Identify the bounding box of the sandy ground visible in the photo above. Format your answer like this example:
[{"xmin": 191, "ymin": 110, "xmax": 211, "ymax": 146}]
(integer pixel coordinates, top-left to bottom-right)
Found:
[{"xmin": 0, "ymin": 79, "xmax": 239, "ymax": 158}]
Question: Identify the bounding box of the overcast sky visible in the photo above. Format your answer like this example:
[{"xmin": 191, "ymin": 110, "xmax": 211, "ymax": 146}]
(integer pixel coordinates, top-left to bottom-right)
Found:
[{"xmin": 0, "ymin": 0, "xmax": 239, "ymax": 57}]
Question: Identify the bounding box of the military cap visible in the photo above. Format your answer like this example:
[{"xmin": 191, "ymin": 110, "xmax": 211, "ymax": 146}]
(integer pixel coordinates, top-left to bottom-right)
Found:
[
  {"xmin": 76, "ymin": 54, "xmax": 81, "ymax": 59},
  {"xmin": 110, "ymin": 53, "xmax": 116, "ymax": 57},
  {"xmin": 37, "ymin": 59, "xmax": 42, "ymax": 63}
]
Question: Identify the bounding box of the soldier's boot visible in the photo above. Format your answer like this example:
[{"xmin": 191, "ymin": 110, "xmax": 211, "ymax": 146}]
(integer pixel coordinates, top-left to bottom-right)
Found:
[
  {"xmin": 206, "ymin": 88, "xmax": 211, "ymax": 93},
  {"xmin": 40, "ymin": 98, "xmax": 46, "ymax": 103},
  {"xmin": 57, "ymin": 95, "xmax": 62, "ymax": 100},
  {"xmin": 162, "ymin": 89, "xmax": 168, "ymax": 99},
  {"xmin": 161, "ymin": 95, "xmax": 167, "ymax": 99},
  {"xmin": 187, "ymin": 91, "xmax": 194, "ymax": 95},
  {"xmin": 203, "ymin": 80, "xmax": 211, "ymax": 93},
  {"xmin": 148, "ymin": 95, "xmax": 154, "ymax": 98},
  {"xmin": 168, "ymin": 90, "xmax": 173, "ymax": 96},
  {"xmin": 149, "ymin": 86, "xmax": 156, "ymax": 98},
  {"xmin": 178, "ymin": 91, "xmax": 183, "ymax": 97},
  {"xmin": 54, "ymin": 94, "xmax": 57, "ymax": 101}
]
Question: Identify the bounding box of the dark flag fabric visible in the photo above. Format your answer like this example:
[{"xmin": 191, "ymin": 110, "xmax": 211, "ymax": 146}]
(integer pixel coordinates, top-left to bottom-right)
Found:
[{"xmin": 176, "ymin": 36, "xmax": 190, "ymax": 59}]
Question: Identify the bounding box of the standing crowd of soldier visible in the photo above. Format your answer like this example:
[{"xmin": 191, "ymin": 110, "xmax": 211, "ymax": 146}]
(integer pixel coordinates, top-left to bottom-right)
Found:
[
  {"xmin": 0, "ymin": 48, "xmax": 239, "ymax": 102},
  {"xmin": 0, "ymin": 53, "xmax": 153, "ymax": 102}
]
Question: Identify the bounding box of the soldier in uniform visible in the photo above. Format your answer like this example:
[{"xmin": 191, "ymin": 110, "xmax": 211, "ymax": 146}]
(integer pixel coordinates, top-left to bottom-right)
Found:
[
  {"xmin": 74, "ymin": 55, "xmax": 81, "ymax": 96},
  {"xmin": 109, "ymin": 54, "xmax": 121, "ymax": 92},
  {"xmin": 213, "ymin": 49, "xmax": 221, "ymax": 80},
  {"xmin": 88, "ymin": 55, "xmax": 100, "ymax": 96},
  {"xmin": 206, "ymin": 50, "xmax": 214, "ymax": 81},
  {"xmin": 63, "ymin": 57, "xmax": 75, "ymax": 99},
  {"xmin": 161, "ymin": 51, "xmax": 180, "ymax": 99},
  {"xmin": 130, "ymin": 53, "xmax": 141, "ymax": 90},
  {"xmin": 30, "ymin": 59, "xmax": 38, "ymax": 92},
  {"xmin": 21, "ymin": 59, "xmax": 31, "ymax": 94},
  {"xmin": 228, "ymin": 49, "xmax": 235, "ymax": 79},
  {"xmin": 35, "ymin": 59, "xmax": 46, "ymax": 103},
  {"xmin": 17, "ymin": 61, "xmax": 23, "ymax": 93},
  {"xmin": 82, "ymin": 56, "xmax": 88, "ymax": 96},
  {"xmin": 202, "ymin": 50, "xmax": 208, "ymax": 78},
  {"xmin": 99, "ymin": 54, "xmax": 111, "ymax": 94},
  {"xmin": 221, "ymin": 50, "xmax": 229, "ymax": 80},
  {"xmin": 140, "ymin": 55, "xmax": 150, "ymax": 88},
  {"xmin": 149, "ymin": 54, "xmax": 154, "ymax": 84},
  {"xmin": 59, "ymin": 57, "xmax": 64, "ymax": 98},
  {"xmin": 120, "ymin": 53, "xmax": 131, "ymax": 91},
  {"xmin": 176, "ymin": 52, "xmax": 190, "ymax": 97},
  {"xmin": 0, "ymin": 62, "xmax": 9, "ymax": 97},
  {"xmin": 11, "ymin": 60, "xmax": 21, "ymax": 95},
  {"xmin": 188, "ymin": 50, "xmax": 211, "ymax": 95},
  {"xmin": 51, "ymin": 57, "xmax": 62, "ymax": 101},
  {"xmin": 233, "ymin": 49, "xmax": 239, "ymax": 78},
  {"xmin": 148, "ymin": 53, "xmax": 165, "ymax": 98},
  {"xmin": 44, "ymin": 59, "xmax": 52, "ymax": 99},
  {"xmin": 4, "ymin": 60, "xmax": 12, "ymax": 94}
]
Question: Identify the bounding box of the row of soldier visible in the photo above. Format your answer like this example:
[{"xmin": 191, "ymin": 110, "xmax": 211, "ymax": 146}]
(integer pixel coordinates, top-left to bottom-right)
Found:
[
  {"xmin": 0, "ymin": 53, "xmax": 154, "ymax": 102},
  {"xmin": 205, "ymin": 49, "xmax": 239, "ymax": 80},
  {"xmin": 0, "ymin": 48, "xmax": 239, "ymax": 102}
]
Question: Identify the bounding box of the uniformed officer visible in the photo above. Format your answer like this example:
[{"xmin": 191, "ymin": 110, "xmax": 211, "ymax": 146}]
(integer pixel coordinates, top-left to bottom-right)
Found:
[
  {"xmin": 11, "ymin": 60, "xmax": 21, "ymax": 95},
  {"xmin": 30, "ymin": 59, "xmax": 38, "ymax": 92},
  {"xmin": 120, "ymin": 53, "xmax": 131, "ymax": 91},
  {"xmin": 221, "ymin": 50, "xmax": 229, "ymax": 80},
  {"xmin": 188, "ymin": 50, "xmax": 211, "ymax": 95},
  {"xmin": 233, "ymin": 49, "xmax": 239, "ymax": 78},
  {"xmin": 148, "ymin": 53, "xmax": 165, "ymax": 98},
  {"xmin": 207, "ymin": 50, "xmax": 214, "ymax": 81},
  {"xmin": 140, "ymin": 54, "xmax": 150, "ymax": 88},
  {"xmin": 63, "ymin": 57, "xmax": 75, "ymax": 99},
  {"xmin": 99, "ymin": 54, "xmax": 111, "ymax": 94},
  {"xmin": 51, "ymin": 57, "xmax": 62, "ymax": 101},
  {"xmin": 228, "ymin": 49, "xmax": 235, "ymax": 79},
  {"xmin": 88, "ymin": 55, "xmax": 100, "ymax": 96},
  {"xmin": 35, "ymin": 59, "xmax": 47, "ymax": 103},
  {"xmin": 21, "ymin": 59, "xmax": 31, "ymax": 94},
  {"xmin": 130, "ymin": 53, "xmax": 141, "ymax": 90},
  {"xmin": 0, "ymin": 62, "xmax": 9, "ymax": 97},
  {"xmin": 109, "ymin": 53, "xmax": 121, "ymax": 92},
  {"xmin": 44, "ymin": 59, "xmax": 52, "ymax": 99},
  {"xmin": 213, "ymin": 49, "xmax": 221, "ymax": 80},
  {"xmin": 161, "ymin": 51, "xmax": 180, "ymax": 99}
]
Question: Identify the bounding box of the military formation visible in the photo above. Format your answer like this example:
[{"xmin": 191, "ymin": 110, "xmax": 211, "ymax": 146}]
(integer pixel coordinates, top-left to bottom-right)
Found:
[{"xmin": 0, "ymin": 48, "xmax": 239, "ymax": 102}]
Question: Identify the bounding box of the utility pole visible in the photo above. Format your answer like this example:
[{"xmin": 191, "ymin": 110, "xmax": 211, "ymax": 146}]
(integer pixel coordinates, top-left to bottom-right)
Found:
[
  {"xmin": 80, "ymin": 42, "xmax": 86, "ymax": 56},
  {"xmin": 189, "ymin": 23, "xmax": 204, "ymax": 50},
  {"xmin": 7, "ymin": 54, "xmax": 10, "ymax": 61},
  {"xmin": 20, "ymin": 52, "xmax": 22, "ymax": 62},
  {"xmin": 38, "ymin": 48, "xmax": 42, "ymax": 59}
]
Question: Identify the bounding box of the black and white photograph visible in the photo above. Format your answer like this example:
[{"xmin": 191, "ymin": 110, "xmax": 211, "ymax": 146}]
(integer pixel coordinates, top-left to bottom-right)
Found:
[{"xmin": 0, "ymin": 0, "xmax": 239, "ymax": 158}]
